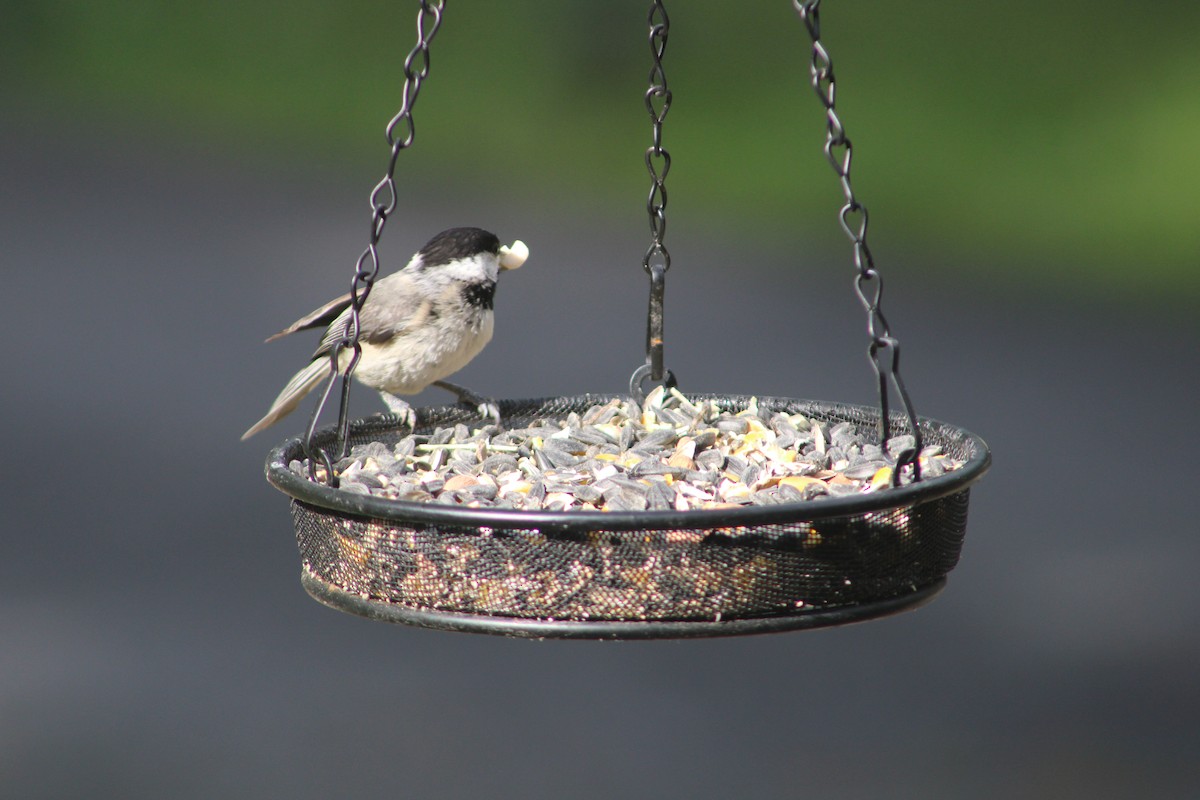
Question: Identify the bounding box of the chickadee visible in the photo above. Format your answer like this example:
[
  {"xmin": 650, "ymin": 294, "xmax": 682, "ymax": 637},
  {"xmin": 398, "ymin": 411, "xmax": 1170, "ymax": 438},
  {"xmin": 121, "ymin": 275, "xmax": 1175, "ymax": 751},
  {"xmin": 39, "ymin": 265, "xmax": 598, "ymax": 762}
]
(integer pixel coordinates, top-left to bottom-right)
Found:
[{"xmin": 242, "ymin": 227, "xmax": 528, "ymax": 440}]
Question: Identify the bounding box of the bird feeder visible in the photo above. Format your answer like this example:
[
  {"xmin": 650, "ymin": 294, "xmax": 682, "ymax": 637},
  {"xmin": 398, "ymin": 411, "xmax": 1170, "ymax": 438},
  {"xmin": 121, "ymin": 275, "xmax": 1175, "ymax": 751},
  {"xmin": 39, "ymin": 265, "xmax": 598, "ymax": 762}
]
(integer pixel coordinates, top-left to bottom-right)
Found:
[{"xmin": 260, "ymin": 0, "xmax": 991, "ymax": 639}]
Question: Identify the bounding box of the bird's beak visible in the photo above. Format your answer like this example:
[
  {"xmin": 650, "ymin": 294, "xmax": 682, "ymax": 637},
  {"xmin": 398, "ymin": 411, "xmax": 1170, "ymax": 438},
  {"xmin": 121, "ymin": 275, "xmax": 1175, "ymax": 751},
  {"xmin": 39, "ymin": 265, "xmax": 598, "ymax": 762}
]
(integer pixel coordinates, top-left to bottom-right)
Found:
[{"xmin": 499, "ymin": 240, "xmax": 529, "ymax": 271}]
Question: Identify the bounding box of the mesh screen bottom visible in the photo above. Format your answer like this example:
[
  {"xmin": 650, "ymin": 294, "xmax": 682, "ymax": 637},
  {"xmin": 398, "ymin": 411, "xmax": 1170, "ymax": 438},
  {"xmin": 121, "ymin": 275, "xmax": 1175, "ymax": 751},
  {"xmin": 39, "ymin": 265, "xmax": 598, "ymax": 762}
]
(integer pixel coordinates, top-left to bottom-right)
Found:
[
  {"xmin": 275, "ymin": 395, "xmax": 984, "ymax": 623},
  {"xmin": 294, "ymin": 493, "xmax": 968, "ymax": 621}
]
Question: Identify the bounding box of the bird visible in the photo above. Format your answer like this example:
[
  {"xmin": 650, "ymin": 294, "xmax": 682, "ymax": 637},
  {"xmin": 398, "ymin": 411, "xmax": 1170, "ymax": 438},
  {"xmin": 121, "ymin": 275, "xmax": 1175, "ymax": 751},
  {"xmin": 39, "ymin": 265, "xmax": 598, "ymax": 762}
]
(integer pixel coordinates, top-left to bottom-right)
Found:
[{"xmin": 241, "ymin": 226, "xmax": 528, "ymax": 440}]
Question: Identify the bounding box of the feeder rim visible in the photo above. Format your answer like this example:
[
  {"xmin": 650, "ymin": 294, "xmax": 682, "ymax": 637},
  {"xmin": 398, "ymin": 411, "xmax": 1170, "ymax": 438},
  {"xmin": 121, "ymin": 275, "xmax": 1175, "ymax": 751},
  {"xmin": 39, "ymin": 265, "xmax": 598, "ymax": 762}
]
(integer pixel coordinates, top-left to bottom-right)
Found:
[
  {"xmin": 299, "ymin": 571, "xmax": 947, "ymax": 640},
  {"xmin": 266, "ymin": 394, "xmax": 990, "ymax": 533}
]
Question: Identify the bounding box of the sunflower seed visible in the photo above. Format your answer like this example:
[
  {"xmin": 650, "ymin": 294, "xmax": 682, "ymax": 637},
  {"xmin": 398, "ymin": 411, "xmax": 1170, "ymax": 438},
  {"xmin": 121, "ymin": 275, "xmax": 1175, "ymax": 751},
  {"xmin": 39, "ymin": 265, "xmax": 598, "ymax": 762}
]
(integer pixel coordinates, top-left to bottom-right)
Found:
[
  {"xmin": 634, "ymin": 428, "xmax": 678, "ymax": 451},
  {"xmin": 605, "ymin": 489, "xmax": 648, "ymax": 512},
  {"xmin": 305, "ymin": 393, "xmax": 964, "ymax": 511},
  {"xmin": 570, "ymin": 483, "xmax": 605, "ymax": 504},
  {"xmin": 829, "ymin": 421, "xmax": 861, "ymax": 449},
  {"xmin": 694, "ymin": 448, "xmax": 725, "ymax": 471},
  {"xmin": 843, "ymin": 460, "xmax": 891, "ymax": 480},
  {"xmin": 646, "ymin": 480, "xmax": 675, "ymax": 510},
  {"xmin": 886, "ymin": 434, "xmax": 917, "ymax": 457},
  {"xmin": 716, "ymin": 417, "xmax": 749, "ymax": 435}
]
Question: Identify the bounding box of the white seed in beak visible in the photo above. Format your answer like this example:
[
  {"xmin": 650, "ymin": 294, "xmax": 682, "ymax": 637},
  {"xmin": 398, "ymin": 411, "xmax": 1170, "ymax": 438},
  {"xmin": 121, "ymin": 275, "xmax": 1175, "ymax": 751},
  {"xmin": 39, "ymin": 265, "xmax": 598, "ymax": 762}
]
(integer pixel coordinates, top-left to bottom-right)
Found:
[{"xmin": 499, "ymin": 240, "xmax": 529, "ymax": 270}]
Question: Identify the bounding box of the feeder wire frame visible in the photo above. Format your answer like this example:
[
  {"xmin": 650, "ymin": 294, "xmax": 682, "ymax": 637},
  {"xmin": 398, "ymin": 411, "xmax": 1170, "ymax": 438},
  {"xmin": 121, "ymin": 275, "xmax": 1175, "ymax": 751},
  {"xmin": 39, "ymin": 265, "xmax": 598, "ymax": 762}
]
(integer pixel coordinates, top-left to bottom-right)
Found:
[
  {"xmin": 260, "ymin": 3, "xmax": 993, "ymax": 639},
  {"xmin": 302, "ymin": 0, "xmax": 445, "ymax": 481},
  {"xmin": 794, "ymin": 0, "xmax": 924, "ymax": 484},
  {"xmin": 267, "ymin": 395, "xmax": 990, "ymax": 639}
]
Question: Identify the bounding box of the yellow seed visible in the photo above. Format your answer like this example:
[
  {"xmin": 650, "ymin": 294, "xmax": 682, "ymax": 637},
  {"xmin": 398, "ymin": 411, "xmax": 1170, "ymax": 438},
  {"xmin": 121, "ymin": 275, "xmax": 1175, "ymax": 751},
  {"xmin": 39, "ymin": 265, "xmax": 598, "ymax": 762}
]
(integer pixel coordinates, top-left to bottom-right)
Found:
[
  {"xmin": 779, "ymin": 475, "xmax": 821, "ymax": 492},
  {"xmin": 618, "ymin": 452, "xmax": 644, "ymax": 469},
  {"xmin": 723, "ymin": 484, "xmax": 753, "ymax": 502},
  {"xmin": 594, "ymin": 423, "xmax": 622, "ymax": 441},
  {"xmin": 745, "ymin": 419, "xmax": 770, "ymax": 437},
  {"xmin": 870, "ymin": 466, "xmax": 893, "ymax": 490},
  {"xmin": 764, "ymin": 446, "xmax": 796, "ymax": 463},
  {"xmin": 753, "ymin": 475, "xmax": 781, "ymax": 490},
  {"xmin": 738, "ymin": 429, "xmax": 769, "ymax": 449},
  {"xmin": 733, "ymin": 443, "xmax": 756, "ymax": 459}
]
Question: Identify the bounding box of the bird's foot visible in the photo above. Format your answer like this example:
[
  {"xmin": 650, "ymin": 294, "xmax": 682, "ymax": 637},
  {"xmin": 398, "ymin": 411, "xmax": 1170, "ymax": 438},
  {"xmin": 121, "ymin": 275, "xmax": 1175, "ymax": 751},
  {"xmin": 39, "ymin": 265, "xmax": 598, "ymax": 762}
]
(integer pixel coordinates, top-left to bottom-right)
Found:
[
  {"xmin": 380, "ymin": 393, "xmax": 417, "ymax": 429},
  {"xmin": 433, "ymin": 380, "xmax": 501, "ymax": 426}
]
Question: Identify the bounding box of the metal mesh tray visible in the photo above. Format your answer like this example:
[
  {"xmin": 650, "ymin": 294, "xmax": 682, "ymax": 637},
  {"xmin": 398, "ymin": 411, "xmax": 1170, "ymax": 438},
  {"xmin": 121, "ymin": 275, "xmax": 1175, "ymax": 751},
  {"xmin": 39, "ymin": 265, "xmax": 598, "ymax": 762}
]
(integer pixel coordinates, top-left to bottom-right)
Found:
[{"xmin": 265, "ymin": 394, "xmax": 990, "ymax": 639}]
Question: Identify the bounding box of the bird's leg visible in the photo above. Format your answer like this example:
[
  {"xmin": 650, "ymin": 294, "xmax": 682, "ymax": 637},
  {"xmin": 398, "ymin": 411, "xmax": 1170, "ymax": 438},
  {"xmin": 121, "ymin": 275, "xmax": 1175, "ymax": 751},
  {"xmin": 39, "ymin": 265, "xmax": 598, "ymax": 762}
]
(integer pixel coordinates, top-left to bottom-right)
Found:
[
  {"xmin": 379, "ymin": 392, "xmax": 417, "ymax": 429},
  {"xmin": 433, "ymin": 380, "xmax": 501, "ymax": 425}
]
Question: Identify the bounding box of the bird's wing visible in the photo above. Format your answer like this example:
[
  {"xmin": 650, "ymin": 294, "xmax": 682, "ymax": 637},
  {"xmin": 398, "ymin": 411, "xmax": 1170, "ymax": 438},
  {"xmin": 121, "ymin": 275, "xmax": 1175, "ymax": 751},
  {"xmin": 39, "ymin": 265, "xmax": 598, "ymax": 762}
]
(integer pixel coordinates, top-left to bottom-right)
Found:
[
  {"xmin": 311, "ymin": 304, "xmax": 356, "ymax": 360},
  {"xmin": 302, "ymin": 274, "xmax": 428, "ymax": 360},
  {"xmin": 264, "ymin": 292, "xmax": 353, "ymax": 343}
]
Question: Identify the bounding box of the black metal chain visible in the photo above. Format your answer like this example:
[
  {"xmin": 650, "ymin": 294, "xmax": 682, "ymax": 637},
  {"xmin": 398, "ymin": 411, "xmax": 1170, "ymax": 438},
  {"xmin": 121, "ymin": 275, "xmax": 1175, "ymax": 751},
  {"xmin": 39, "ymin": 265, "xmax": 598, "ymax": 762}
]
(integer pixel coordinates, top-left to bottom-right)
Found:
[
  {"xmin": 303, "ymin": 0, "xmax": 446, "ymax": 484},
  {"xmin": 631, "ymin": 0, "xmax": 677, "ymax": 403},
  {"xmin": 794, "ymin": 0, "xmax": 922, "ymax": 484}
]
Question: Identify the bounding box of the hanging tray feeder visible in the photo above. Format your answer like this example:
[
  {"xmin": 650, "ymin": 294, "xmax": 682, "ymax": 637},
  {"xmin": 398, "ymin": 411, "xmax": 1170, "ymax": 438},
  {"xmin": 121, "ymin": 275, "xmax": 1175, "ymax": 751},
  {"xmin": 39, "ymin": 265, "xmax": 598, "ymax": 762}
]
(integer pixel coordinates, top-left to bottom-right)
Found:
[
  {"xmin": 258, "ymin": 1, "xmax": 990, "ymax": 639},
  {"xmin": 267, "ymin": 395, "xmax": 987, "ymax": 639}
]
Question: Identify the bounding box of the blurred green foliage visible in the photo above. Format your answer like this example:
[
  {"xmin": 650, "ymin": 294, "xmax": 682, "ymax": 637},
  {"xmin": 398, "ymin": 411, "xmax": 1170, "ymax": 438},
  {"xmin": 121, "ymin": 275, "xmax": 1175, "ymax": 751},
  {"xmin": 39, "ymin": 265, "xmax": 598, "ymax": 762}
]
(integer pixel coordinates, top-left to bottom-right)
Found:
[{"xmin": 3, "ymin": 1, "xmax": 1198, "ymax": 297}]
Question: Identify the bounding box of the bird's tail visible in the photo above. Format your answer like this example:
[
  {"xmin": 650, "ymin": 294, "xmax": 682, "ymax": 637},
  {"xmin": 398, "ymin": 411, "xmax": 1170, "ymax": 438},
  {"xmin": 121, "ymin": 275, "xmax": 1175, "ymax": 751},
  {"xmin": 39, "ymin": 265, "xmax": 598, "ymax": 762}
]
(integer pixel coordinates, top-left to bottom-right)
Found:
[{"xmin": 241, "ymin": 359, "xmax": 331, "ymax": 440}]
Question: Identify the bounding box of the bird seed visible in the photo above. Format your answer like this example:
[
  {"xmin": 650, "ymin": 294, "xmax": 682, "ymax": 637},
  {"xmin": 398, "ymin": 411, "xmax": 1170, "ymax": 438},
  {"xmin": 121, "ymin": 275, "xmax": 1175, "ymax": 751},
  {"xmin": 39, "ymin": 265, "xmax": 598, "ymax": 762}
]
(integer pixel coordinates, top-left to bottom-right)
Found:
[{"xmin": 290, "ymin": 386, "xmax": 963, "ymax": 512}]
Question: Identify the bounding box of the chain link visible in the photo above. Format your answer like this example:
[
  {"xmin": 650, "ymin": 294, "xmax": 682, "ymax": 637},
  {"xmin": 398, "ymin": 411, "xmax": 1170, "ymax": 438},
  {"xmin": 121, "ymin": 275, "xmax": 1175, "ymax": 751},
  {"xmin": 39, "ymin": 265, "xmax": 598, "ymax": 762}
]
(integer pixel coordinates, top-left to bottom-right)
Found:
[
  {"xmin": 634, "ymin": 0, "xmax": 672, "ymax": 399},
  {"xmin": 304, "ymin": 0, "xmax": 446, "ymax": 483},
  {"xmin": 794, "ymin": 0, "xmax": 922, "ymax": 484}
]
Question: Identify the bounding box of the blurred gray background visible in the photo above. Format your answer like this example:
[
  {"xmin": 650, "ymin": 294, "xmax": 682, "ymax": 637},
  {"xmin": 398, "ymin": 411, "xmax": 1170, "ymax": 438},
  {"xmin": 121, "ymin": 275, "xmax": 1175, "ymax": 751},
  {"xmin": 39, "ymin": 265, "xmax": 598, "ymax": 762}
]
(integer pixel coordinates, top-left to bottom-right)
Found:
[{"xmin": 2, "ymin": 2, "xmax": 1197, "ymax": 797}]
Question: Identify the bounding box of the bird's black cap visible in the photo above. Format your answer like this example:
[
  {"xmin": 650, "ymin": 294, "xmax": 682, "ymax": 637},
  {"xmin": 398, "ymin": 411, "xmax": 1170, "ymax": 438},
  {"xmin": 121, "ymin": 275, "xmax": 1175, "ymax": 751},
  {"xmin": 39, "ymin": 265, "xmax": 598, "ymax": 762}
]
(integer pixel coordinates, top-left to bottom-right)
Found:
[{"xmin": 418, "ymin": 227, "xmax": 501, "ymax": 267}]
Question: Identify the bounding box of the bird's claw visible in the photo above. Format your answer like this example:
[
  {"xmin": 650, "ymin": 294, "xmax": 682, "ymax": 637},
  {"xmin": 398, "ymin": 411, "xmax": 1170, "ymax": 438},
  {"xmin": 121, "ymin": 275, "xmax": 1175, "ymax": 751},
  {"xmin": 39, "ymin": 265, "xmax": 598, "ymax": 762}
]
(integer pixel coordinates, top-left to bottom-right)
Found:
[
  {"xmin": 380, "ymin": 394, "xmax": 417, "ymax": 429},
  {"xmin": 476, "ymin": 399, "xmax": 502, "ymax": 426},
  {"xmin": 433, "ymin": 380, "xmax": 501, "ymax": 426}
]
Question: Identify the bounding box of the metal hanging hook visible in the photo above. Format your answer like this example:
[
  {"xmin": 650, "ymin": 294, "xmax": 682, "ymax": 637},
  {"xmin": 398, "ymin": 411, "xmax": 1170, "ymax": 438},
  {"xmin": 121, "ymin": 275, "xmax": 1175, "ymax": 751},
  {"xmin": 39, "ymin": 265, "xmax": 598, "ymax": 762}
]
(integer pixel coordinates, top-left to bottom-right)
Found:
[
  {"xmin": 301, "ymin": 0, "xmax": 446, "ymax": 484},
  {"xmin": 794, "ymin": 0, "xmax": 923, "ymax": 481},
  {"xmin": 631, "ymin": 0, "xmax": 676, "ymax": 401}
]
